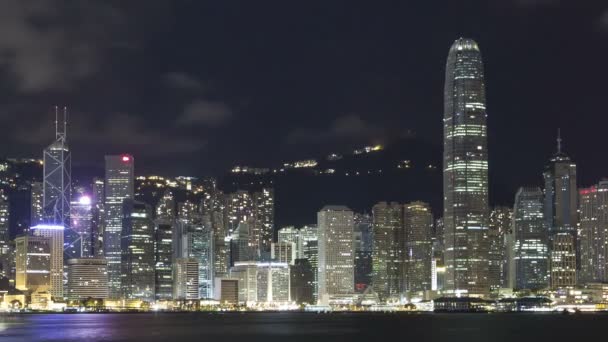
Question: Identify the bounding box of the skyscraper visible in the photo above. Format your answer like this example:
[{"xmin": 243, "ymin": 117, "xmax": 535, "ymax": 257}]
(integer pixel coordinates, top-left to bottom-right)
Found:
[
  {"xmin": 104, "ymin": 154, "xmax": 134, "ymax": 298},
  {"xmin": 91, "ymin": 178, "xmax": 105, "ymax": 256},
  {"xmin": 121, "ymin": 199, "xmax": 155, "ymax": 302},
  {"xmin": 403, "ymin": 201, "xmax": 433, "ymax": 293},
  {"xmin": 543, "ymin": 133, "xmax": 577, "ymax": 289},
  {"xmin": 443, "ymin": 38, "xmax": 490, "ymax": 297},
  {"xmin": 510, "ymin": 187, "xmax": 549, "ymax": 290},
  {"xmin": 0, "ymin": 190, "xmax": 10, "ymax": 279},
  {"xmin": 317, "ymin": 206, "xmax": 354, "ymax": 304},
  {"xmin": 31, "ymin": 224, "xmax": 64, "ymax": 298},
  {"xmin": 154, "ymin": 189, "xmax": 175, "ymax": 301},
  {"xmin": 579, "ymin": 182, "xmax": 608, "ymax": 284},
  {"xmin": 488, "ymin": 207, "xmax": 513, "ymax": 290},
  {"xmin": 30, "ymin": 182, "xmax": 43, "ymax": 226},
  {"xmin": 15, "ymin": 235, "xmax": 50, "ymax": 294},
  {"xmin": 69, "ymin": 191, "xmax": 94, "ymax": 259},
  {"xmin": 253, "ymin": 188, "xmax": 274, "ymax": 258},
  {"xmin": 371, "ymin": 202, "xmax": 403, "ymax": 301}
]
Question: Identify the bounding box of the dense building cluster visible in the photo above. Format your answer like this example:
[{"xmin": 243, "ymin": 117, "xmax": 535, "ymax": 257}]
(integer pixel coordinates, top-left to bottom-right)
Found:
[{"xmin": 0, "ymin": 38, "xmax": 607, "ymax": 312}]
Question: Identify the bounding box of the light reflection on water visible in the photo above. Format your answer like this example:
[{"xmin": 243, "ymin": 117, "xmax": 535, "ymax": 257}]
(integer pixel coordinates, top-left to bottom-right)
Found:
[{"xmin": 0, "ymin": 312, "xmax": 604, "ymax": 342}]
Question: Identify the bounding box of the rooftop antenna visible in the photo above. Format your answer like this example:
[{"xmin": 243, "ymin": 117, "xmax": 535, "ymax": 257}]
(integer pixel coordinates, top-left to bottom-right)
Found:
[{"xmin": 557, "ymin": 128, "xmax": 562, "ymax": 154}]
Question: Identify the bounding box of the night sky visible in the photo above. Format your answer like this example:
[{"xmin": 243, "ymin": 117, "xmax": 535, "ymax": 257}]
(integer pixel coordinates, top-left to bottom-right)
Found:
[{"xmin": 0, "ymin": 1, "xmax": 607, "ymax": 199}]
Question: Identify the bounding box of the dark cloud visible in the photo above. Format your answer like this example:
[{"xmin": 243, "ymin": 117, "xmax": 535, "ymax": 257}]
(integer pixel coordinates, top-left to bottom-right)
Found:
[
  {"xmin": 286, "ymin": 115, "xmax": 405, "ymax": 145},
  {"xmin": 178, "ymin": 100, "xmax": 233, "ymax": 126},
  {"xmin": 12, "ymin": 110, "xmax": 204, "ymax": 157},
  {"xmin": 0, "ymin": 1, "xmax": 128, "ymax": 92},
  {"xmin": 164, "ymin": 72, "xmax": 204, "ymax": 90},
  {"xmin": 600, "ymin": 10, "xmax": 608, "ymax": 32}
]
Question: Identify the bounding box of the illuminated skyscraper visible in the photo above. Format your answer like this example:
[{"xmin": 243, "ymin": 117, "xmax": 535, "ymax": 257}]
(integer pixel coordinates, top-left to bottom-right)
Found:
[
  {"xmin": 403, "ymin": 201, "xmax": 433, "ymax": 293},
  {"xmin": 15, "ymin": 235, "xmax": 50, "ymax": 294},
  {"xmin": 0, "ymin": 190, "xmax": 9, "ymax": 279},
  {"xmin": 121, "ymin": 199, "xmax": 155, "ymax": 302},
  {"xmin": 187, "ymin": 215, "xmax": 214, "ymax": 299},
  {"xmin": 317, "ymin": 206, "xmax": 354, "ymax": 304},
  {"xmin": 579, "ymin": 181, "xmax": 608, "ymax": 284},
  {"xmin": 543, "ymin": 132, "xmax": 577, "ymax": 289},
  {"xmin": 104, "ymin": 154, "xmax": 134, "ymax": 298},
  {"xmin": 488, "ymin": 207, "xmax": 513, "ymax": 290},
  {"xmin": 510, "ymin": 187, "xmax": 548, "ymax": 290},
  {"xmin": 91, "ymin": 178, "xmax": 105, "ymax": 256},
  {"xmin": 30, "ymin": 182, "xmax": 43, "ymax": 226},
  {"xmin": 253, "ymin": 188, "xmax": 274, "ymax": 258},
  {"xmin": 43, "ymin": 107, "xmax": 71, "ymax": 226},
  {"xmin": 69, "ymin": 191, "xmax": 94, "ymax": 258},
  {"xmin": 154, "ymin": 189, "xmax": 175, "ymax": 300},
  {"xmin": 31, "ymin": 224, "xmax": 64, "ymax": 298},
  {"xmin": 371, "ymin": 202, "xmax": 403, "ymax": 301},
  {"xmin": 354, "ymin": 213, "xmax": 373, "ymax": 292},
  {"xmin": 443, "ymin": 38, "xmax": 490, "ymax": 297}
]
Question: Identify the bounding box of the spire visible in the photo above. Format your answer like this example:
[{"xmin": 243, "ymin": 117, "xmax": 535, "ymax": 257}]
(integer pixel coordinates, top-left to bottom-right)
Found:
[
  {"xmin": 54, "ymin": 105, "xmax": 68, "ymax": 141},
  {"xmin": 557, "ymin": 128, "xmax": 562, "ymax": 154}
]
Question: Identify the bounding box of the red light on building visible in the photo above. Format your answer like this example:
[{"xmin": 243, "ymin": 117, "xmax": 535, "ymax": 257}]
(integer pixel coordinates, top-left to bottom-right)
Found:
[{"xmin": 122, "ymin": 155, "xmax": 130, "ymax": 162}]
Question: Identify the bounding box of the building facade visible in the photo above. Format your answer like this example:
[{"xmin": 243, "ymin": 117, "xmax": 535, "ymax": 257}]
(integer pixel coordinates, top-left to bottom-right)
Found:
[
  {"xmin": 372, "ymin": 202, "xmax": 403, "ymax": 301},
  {"xmin": 15, "ymin": 235, "xmax": 50, "ymax": 294},
  {"xmin": 403, "ymin": 201, "xmax": 433, "ymax": 293},
  {"xmin": 579, "ymin": 182, "xmax": 608, "ymax": 283},
  {"xmin": 67, "ymin": 257, "xmax": 109, "ymax": 300},
  {"xmin": 120, "ymin": 199, "xmax": 155, "ymax": 302},
  {"xmin": 543, "ymin": 135, "xmax": 577, "ymax": 289},
  {"xmin": 443, "ymin": 38, "xmax": 490, "ymax": 297},
  {"xmin": 510, "ymin": 187, "xmax": 549, "ymax": 290},
  {"xmin": 104, "ymin": 155, "xmax": 134, "ymax": 298},
  {"xmin": 173, "ymin": 257, "xmax": 200, "ymax": 300},
  {"xmin": 317, "ymin": 206, "xmax": 354, "ymax": 304}
]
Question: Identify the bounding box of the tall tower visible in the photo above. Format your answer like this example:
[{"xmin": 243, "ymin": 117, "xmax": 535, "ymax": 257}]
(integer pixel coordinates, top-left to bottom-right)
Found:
[
  {"xmin": 510, "ymin": 187, "xmax": 548, "ymax": 290},
  {"xmin": 104, "ymin": 154, "xmax": 134, "ymax": 298},
  {"xmin": 371, "ymin": 202, "xmax": 403, "ymax": 301},
  {"xmin": 43, "ymin": 107, "xmax": 72, "ymax": 268},
  {"xmin": 543, "ymin": 131, "xmax": 577, "ymax": 289},
  {"xmin": 443, "ymin": 38, "xmax": 490, "ymax": 297},
  {"xmin": 403, "ymin": 201, "xmax": 433, "ymax": 293},
  {"xmin": 317, "ymin": 205, "xmax": 354, "ymax": 305}
]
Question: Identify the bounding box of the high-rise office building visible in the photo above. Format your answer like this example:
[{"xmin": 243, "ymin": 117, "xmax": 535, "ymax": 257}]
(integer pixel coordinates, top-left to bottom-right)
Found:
[
  {"xmin": 69, "ymin": 192, "xmax": 94, "ymax": 259},
  {"xmin": 300, "ymin": 225, "xmax": 318, "ymax": 299},
  {"xmin": 253, "ymin": 188, "xmax": 274, "ymax": 258},
  {"xmin": 104, "ymin": 154, "xmax": 134, "ymax": 298},
  {"xmin": 278, "ymin": 226, "xmax": 301, "ymax": 257},
  {"xmin": 509, "ymin": 187, "xmax": 549, "ymax": 290},
  {"xmin": 271, "ymin": 242, "xmax": 296, "ymax": 265},
  {"xmin": 317, "ymin": 206, "xmax": 354, "ymax": 304},
  {"xmin": 544, "ymin": 133, "xmax": 577, "ymax": 289},
  {"xmin": 488, "ymin": 207, "xmax": 513, "ymax": 290},
  {"xmin": 187, "ymin": 215, "xmax": 214, "ymax": 299},
  {"xmin": 43, "ymin": 107, "xmax": 71, "ymax": 230},
  {"xmin": 91, "ymin": 178, "xmax": 105, "ymax": 256},
  {"xmin": 354, "ymin": 213, "xmax": 373, "ymax": 292},
  {"xmin": 15, "ymin": 235, "xmax": 50, "ymax": 294},
  {"xmin": 31, "ymin": 224, "xmax": 64, "ymax": 298},
  {"xmin": 30, "ymin": 182, "xmax": 44, "ymax": 226},
  {"xmin": 403, "ymin": 202, "xmax": 433, "ymax": 293},
  {"xmin": 0, "ymin": 190, "xmax": 10, "ymax": 279},
  {"xmin": 371, "ymin": 202, "xmax": 403, "ymax": 300},
  {"xmin": 443, "ymin": 38, "xmax": 490, "ymax": 297},
  {"xmin": 154, "ymin": 190, "xmax": 175, "ymax": 301},
  {"xmin": 121, "ymin": 199, "xmax": 155, "ymax": 302},
  {"xmin": 290, "ymin": 258, "xmax": 314, "ymax": 305},
  {"xmin": 579, "ymin": 182, "xmax": 608, "ymax": 283},
  {"xmin": 256, "ymin": 262, "xmax": 290, "ymax": 303},
  {"xmin": 173, "ymin": 257, "xmax": 200, "ymax": 300},
  {"xmin": 67, "ymin": 257, "xmax": 109, "ymax": 300}
]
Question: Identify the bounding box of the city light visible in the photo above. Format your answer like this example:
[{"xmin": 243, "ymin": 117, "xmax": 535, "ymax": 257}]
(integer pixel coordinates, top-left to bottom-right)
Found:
[
  {"xmin": 79, "ymin": 195, "xmax": 92, "ymax": 205},
  {"xmin": 30, "ymin": 224, "xmax": 65, "ymax": 230}
]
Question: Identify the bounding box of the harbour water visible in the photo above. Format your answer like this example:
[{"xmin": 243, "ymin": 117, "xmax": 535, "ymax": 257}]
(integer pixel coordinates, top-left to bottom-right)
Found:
[{"xmin": 0, "ymin": 312, "xmax": 605, "ymax": 342}]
